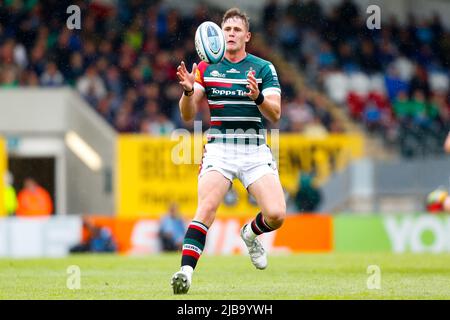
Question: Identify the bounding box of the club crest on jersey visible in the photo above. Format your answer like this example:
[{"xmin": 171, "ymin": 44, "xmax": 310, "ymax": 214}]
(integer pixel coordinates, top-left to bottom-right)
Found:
[
  {"xmin": 206, "ymin": 26, "xmax": 221, "ymax": 54},
  {"xmin": 245, "ymin": 67, "xmax": 256, "ymax": 77}
]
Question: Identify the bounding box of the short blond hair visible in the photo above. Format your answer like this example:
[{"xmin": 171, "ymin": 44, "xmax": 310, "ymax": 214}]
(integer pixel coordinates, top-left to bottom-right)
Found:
[{"xmin": 221, "ymin": 8, "xmax": 250, "ymax": 31}]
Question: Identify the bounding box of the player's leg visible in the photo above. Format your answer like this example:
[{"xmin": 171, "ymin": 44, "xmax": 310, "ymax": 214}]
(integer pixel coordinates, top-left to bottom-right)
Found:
[
  {"xmin": 239, "ymin": 173, "xmax": 286, "ymax": 269},
  {"xmin": 172, "ymin": 170, "xmax": 231, "ymax": 294},
  {"xmin": 238, "ymin": 144, "xmax": 286, "ymax": 268},
  {"xmin": 181, "ymin": 170, "xmax": 231, "ymax": 268},
  {"xmin": 247, "ymin": 173, "xmax": 286, "ymax": 231}
]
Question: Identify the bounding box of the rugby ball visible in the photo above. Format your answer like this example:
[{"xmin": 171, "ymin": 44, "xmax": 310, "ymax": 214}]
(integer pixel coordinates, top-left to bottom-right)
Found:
[{"xmin": 195, "ymin": 21, "xmax": 226, "ymax": 64}]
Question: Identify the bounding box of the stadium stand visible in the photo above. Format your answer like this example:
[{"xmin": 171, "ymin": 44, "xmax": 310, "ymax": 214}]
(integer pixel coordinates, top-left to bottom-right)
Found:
[
  {"xmin": 264, "ymin": 0, "xmax": 450, "ymax": 158},
  {"xmin": 1, "ymin": 0, "xmax": 449, "ymax": 158},
  {"xmin": 0, "ymin": 0, "xmax": 344, "ymax": 137}
]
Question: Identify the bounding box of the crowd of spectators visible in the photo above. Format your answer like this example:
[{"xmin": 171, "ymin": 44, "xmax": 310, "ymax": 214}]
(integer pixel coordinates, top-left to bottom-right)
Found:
[
  {"xmin": 0, "ymin": 0, "xmax": 342, "ymax": 136},
  {"xmin": 3, "ymin": 0, "xmax": 449, "ymax": 157},
  {"xmin": 264, "ymin": 0, "xmax": 450, "ymax": 157}
]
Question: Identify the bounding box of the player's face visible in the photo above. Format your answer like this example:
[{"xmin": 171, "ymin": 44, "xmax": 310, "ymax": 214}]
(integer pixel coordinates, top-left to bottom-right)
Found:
[{"xmin": 222, "ymin": 18, "xmax": 250, "ymax": 54}]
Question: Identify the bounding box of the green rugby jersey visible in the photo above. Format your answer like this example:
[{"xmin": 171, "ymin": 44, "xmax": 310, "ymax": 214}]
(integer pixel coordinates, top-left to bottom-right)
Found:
[{"xmin": 194, "ymin": 53, "xmax": 281, "ymax": 145}]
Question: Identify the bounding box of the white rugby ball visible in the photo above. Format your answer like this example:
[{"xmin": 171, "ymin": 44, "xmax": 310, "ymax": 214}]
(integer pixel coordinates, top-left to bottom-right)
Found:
[{"xmin": 195, "ymin": 21, "xmax": 226, "ymax": 64}]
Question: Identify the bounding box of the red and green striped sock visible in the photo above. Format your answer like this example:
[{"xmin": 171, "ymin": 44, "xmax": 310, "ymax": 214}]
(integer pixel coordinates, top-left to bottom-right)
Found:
[
  {"xmin": 250, "ymin": 212, "xmax": 274, "ymax": 236},
  {"xmin": 181, "ymin": 220, "xmax": 208, "ymax": 270}
]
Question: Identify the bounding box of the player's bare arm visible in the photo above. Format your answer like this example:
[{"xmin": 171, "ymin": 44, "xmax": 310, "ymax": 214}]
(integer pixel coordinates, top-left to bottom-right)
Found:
[
  {"xmin": 177, "ymin": 61, "xmax": 204, "ymax": 121},
  {"xmin": 245, "ymin": 72, "xmax": 281, "ymax": 123}
]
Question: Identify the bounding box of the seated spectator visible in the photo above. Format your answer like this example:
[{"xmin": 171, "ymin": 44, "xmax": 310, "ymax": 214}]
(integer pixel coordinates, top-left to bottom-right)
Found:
[
  {"xmin": 286, "ymin": 93, "xmax": 314, "ymax": 132},
  {"xmin": 159, "ymin": 203, "xmax": 186, "ymax": 252},
  {"xmin": 0, "ymin": 65, "xmax": 19, "ymax": 88},
  {"xmin": 3, "ymin": 172, "xmax": 17, "ymax": 216},
  {"xmin": 393, "ymin": 90, "xmax": 412, "ymax": 122},
  {"xmin": 76, "ymin": 65, "xmax": 107, "ymax": 102},
  {"xmin": 141, "ymin": 113, "xmax": 175, "ymax": 135},
  {"xmin": 277, "ymin": 16, "xmax": 300, "ymax": 61},
  {"xmin": 114, "ymin": 102, "xmax": 136, "ymax": 132},
  {"xmin": 409, "ymin": 64, "xmax": 431, "ymax": 100},
  {"xmin": 294, "ymin": 173, "xmax": 322, "ymax": 212},
  {"xmin": 311, "ymin": 94, "xmax": 333, "ymax": 130},
  {"xmin": 66, "ymin": 52, "xmax": 85, "ymax": 86},
  {"xmin": 318, "ymin": 41, "xmax": 337, "ymax": 70},
  {"xmin": 303, "ymin": 116, "xmax": 329, "ymax": 138},
  {"xmin": 410, "ymin": 89, "xmax": 430, "ymax": 128},
  {"xmin": 346, "ymin": 91, "xmax": 366, "ymax": 120},
  {"xmin": 70, "ymin": 219, "xmax": 117, "ymax": 253},
  {"xmin": 40, "ymin": 62, "xmax": 64, "ymax": 87},
  {"xmin": 90, "ymin": 227, "xmax": 117, "ymax": 253},
  {"xmin": 358, "ymin": 40, "xmax": 382, "ymax": 74},
  {"xmin": 16, "ymin": 178, "xmax": 53, "ymax": 217},
  {"xmin": 337, "ymin": 42, "xmax": 359, "ymax": 73},
  {"xmin": 362, "ymin": 98, "xmax": 382, "ymax": 133}
]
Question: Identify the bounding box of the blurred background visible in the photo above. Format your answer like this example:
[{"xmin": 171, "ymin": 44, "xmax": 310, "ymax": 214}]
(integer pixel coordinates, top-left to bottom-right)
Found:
[{"xmin": 1, "ymin": 0, "xmax": 450, "ymax": 258}]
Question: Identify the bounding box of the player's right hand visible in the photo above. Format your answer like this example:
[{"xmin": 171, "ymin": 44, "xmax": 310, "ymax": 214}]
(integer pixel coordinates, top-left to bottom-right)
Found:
[{"xmin": 176, "ymin": 61, "xmax": 197, "ymax": 92}]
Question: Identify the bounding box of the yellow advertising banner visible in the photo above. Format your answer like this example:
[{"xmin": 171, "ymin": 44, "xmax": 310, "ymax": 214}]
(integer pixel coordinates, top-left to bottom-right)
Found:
[
  {"xmin": 274, "ymin": 134, "xmax": 364, "ymax": 192},
  {"xmin": 117, "ymin": 134, "xmax": 363, "ymax": 219},
  {"xmin": 117, "ymin": 135, "xmax": 201, "ymax": 219},
  {"xmin": 0, "ymin": 137, "xmax": 6, "ymax": 216}
]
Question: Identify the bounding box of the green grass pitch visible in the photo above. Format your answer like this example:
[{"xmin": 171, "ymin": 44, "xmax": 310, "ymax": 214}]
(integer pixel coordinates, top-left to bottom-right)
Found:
[{"xmin": 1, "ymin": 253, "xmax": 450, "ymax": 299}]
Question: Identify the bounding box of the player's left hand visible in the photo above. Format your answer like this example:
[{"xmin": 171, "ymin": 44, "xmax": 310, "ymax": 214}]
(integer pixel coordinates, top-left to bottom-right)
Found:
[{"xmin": 245, "ymin": 72, "xmax": 259, "ymax": 101}]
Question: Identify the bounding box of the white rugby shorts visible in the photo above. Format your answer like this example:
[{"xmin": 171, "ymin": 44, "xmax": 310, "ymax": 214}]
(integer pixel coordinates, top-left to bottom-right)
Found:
[{"xmin": 198, "ymin": 143, "xmax": 279, "ymax": 188}]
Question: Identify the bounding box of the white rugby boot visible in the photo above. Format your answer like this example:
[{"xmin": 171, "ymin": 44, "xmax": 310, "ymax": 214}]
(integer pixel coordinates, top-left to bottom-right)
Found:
[
  {"xmin": 240, "ymin": 224, "xmax": 268, "ymax": 270},
  {"xmin": 171, "ymin": 266, "xmax": 193, "ymax": 294}
]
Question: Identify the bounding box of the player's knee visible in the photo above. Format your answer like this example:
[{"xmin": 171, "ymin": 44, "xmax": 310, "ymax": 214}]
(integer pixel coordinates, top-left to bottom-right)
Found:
[
  {"xmin": 195, "ymin": 202, "xmax": 218, "ymax": 224},
  {"xmin": 199, "ymin": 201, "xmax": 219, "ymax": 215},
  {"xmin": 264, "ymin": 205, "xmax": 286, "ymax": 229}
]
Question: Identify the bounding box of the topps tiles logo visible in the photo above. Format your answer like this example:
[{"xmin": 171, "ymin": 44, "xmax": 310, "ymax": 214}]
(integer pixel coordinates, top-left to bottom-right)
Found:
[{"xmin": 211, "ymin": 88, "xmax": 246, "ymax": 96}]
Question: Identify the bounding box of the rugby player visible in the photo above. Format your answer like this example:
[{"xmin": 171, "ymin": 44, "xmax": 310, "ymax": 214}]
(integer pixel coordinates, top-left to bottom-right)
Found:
[{"xmin": 171, "ymin": 8, "xmax": 286, "ymax": 294}]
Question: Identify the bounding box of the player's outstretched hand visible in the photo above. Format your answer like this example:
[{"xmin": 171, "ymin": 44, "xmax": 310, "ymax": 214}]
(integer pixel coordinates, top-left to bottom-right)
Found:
[
  {"xmin": 177, "ymin": 61, "xmax": 197, "ymax": 92},
  {"xmin": 245, "ymin": 71, "xmax": 259, "ymax": 101}
]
